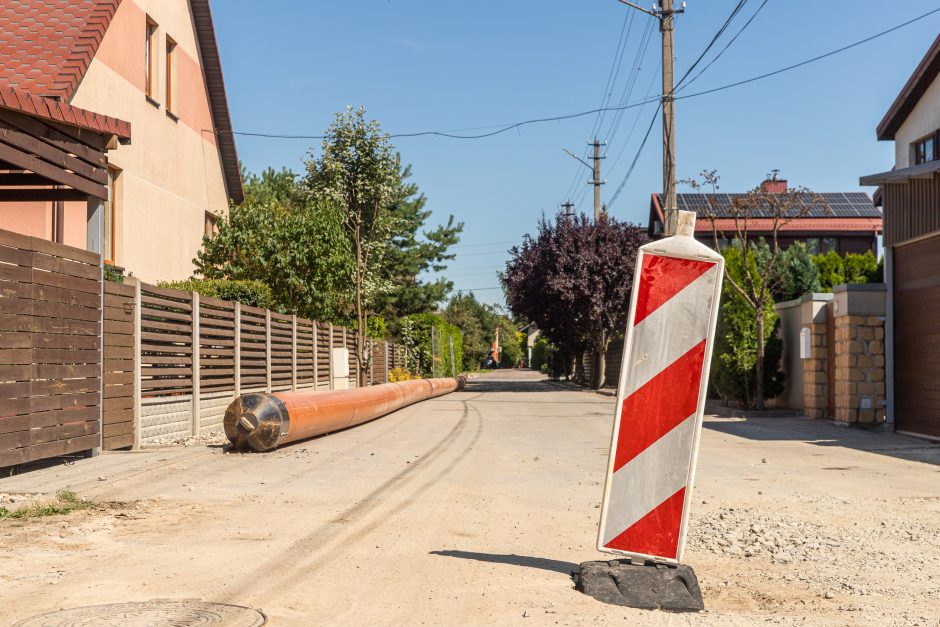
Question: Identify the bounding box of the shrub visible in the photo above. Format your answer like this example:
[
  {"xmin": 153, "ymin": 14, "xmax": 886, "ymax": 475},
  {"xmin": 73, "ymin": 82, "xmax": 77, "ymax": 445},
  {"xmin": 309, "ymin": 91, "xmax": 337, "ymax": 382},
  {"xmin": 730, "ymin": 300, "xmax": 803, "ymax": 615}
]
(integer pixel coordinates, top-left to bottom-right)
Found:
[
  {"xmin": 158, "ymin": 278, "xmax": 274, "ymax": 310},
  {"xmin": 399, "ymin": 313, "xmax": 464, "ymax": 378},
  {"xmin": 775, "ymin": 242, "xmax": 821, "ymax": 301},
  {"xmin": 530, "ymin": 337, "xmax": 549, "ymax": 371},
  {"xmin": 813, "ymin": 250, "xmax": 881, "ymax": 292},
  {"xmin": 388, "ymin": 367, "xmax": 416, "ymax": 382},
  {"xmin": 104, "ymin": 264, "xmax": 124, "ymax": 284}
]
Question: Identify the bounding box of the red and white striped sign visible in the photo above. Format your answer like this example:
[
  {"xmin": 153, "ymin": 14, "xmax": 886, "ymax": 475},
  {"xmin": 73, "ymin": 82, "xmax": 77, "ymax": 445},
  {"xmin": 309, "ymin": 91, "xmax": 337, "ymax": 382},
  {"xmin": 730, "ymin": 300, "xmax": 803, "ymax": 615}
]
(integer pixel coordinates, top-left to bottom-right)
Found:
[{"xmin": 597, "ymin": 212, "xmax": 723, "ymax": 564}]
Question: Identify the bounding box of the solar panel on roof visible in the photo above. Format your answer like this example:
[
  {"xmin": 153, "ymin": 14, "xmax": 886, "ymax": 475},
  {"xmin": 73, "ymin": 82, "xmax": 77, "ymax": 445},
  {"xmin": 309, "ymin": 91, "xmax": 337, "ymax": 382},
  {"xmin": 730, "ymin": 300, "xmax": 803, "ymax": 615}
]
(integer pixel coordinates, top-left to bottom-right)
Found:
[{"xmin": 673, "ymin": 191, "xmax": 878, "ymax": 219}]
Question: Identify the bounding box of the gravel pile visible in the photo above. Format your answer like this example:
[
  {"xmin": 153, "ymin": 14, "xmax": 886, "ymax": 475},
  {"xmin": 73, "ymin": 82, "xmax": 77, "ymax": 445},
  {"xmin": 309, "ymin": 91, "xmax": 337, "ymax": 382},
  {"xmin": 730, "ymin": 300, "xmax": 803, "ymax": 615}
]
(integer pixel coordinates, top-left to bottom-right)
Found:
[
  {"xmin": 143, "ymin": 430, "xmax": 229, "ymax": 448},
  {"xmin": 688, "ymin": 505, "xmax": 854, "ymax": 565}
]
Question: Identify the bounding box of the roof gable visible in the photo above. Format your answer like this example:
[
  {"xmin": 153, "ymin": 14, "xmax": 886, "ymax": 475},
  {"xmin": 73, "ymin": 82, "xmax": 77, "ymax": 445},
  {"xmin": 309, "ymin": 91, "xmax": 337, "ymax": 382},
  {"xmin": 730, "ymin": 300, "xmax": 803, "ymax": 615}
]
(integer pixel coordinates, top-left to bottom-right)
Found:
[{"xmin": 877, "ymin": 34, "xmax": 940, "ymax": 141}]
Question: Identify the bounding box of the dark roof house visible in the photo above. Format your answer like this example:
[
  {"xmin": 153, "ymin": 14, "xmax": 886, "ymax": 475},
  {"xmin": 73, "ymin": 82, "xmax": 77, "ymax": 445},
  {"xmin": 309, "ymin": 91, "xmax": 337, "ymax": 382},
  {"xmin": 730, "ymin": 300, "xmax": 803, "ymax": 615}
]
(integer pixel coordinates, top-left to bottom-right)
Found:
[{"xmin": 649, "ymin": 178, "xmax": 881, "ymax": 255}]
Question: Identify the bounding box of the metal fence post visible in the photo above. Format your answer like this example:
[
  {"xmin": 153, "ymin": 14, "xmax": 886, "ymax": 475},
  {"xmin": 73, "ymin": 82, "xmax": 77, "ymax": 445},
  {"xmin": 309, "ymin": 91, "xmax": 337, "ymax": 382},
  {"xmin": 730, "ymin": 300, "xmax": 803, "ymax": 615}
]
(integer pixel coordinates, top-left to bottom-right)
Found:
[
  {"xmin": 265, "ymin": 309, "xmax": 272, "ymax": 393},
  {"xmin": 132, "ymin": 278, "xmax": 142, "ymax": 450},
  {"xmin": 291, "ymin": 314, "xmax": 298, "ymax": 391},
  {"xmin": 234, "ymin": 302, "xmax": 241, "ymax": 398},
  {"xmin": 191, "ymin": 292, "xmax": 200, "ymax": 436}
]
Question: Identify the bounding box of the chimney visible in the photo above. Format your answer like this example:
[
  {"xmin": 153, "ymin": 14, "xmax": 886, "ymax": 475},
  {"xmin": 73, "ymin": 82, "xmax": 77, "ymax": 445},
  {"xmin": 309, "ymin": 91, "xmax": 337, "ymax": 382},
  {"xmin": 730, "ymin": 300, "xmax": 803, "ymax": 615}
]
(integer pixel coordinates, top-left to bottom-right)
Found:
[{"xmin": 760, "ymin": 170, "xmax": 787, "ymax": 194}]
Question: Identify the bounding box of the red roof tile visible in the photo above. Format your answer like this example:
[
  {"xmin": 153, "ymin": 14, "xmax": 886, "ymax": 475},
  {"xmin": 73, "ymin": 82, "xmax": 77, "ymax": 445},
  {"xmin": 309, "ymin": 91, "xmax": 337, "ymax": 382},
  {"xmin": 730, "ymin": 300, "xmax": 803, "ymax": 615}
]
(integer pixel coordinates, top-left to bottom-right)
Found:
[
  {"xmin": 700, "ymin": 217, "xmax": 883, "ymax": 234},
  {"xmin": 0, "ymin": 0, "xmax": 121, "ymax": 100},
  {"xmin": 0, "ymin": 85, "xmax": 130, "ymax": 137}
]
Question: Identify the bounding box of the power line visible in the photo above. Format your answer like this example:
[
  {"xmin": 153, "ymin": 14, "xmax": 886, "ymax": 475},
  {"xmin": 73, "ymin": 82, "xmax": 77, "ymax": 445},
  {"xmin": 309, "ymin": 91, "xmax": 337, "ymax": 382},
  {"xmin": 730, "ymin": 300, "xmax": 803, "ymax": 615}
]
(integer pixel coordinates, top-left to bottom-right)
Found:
[
  {"xmin": 606, "ymin": 4, "xmax": 940, "ymax": 209},
  {"xmin": 223, "ymin": 7, "xmax": 940, "ymax": 143},
  {"xmin": 677, "ymin": 0, "xmax": 770, "ymax": 92},
  {"xmin": 675, "ymin": 6, "xmax": 940, "ymax": 102},
  {"xmin": 607, "ymin": 103, "xmax": 660, "ymax": 207},
  {"xmin": 675, "ymin": 0, "xmax": 750, "ymax": 90},
  {"xmin": 562, "ymin": 10, "xmax": 636, "ymax": 208}
]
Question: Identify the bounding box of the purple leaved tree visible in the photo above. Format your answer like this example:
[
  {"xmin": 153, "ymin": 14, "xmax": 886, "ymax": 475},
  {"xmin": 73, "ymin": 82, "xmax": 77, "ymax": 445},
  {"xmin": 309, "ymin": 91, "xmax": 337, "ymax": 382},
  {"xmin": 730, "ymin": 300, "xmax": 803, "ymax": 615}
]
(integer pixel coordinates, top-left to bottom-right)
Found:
[{"xmin": 504, "ymin": 212, "xmax": 646, "ymax": 388}]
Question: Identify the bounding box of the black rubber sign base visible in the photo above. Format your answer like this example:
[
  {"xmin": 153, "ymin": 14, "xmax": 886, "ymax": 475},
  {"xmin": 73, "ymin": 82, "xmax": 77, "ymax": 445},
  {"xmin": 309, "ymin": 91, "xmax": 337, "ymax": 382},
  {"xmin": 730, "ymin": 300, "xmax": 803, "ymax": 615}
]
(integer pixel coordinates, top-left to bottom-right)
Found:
[{"xmin": 573, "ymin": 558, "xmax": 704, "ymax": 612}]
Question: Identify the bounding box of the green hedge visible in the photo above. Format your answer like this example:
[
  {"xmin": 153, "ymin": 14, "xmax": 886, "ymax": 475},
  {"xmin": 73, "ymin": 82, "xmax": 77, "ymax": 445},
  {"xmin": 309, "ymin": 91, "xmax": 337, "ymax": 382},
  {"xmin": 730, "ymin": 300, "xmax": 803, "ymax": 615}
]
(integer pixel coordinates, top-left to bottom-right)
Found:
[
  {"xmin": 157, "ymin": 278, "xmax": 274, "ymax": 310},
  {"xmin": 399, "ymin": 313, "xmax": 463, "ymax": 378}
]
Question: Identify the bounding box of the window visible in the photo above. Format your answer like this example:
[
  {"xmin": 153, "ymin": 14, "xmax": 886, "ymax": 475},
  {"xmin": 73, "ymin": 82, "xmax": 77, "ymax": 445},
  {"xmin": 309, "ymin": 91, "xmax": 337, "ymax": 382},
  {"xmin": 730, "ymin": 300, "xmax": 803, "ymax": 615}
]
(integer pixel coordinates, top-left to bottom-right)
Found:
[
  {"xmin": 104, "ymin": 167, "xmax": 121, "ymax": 265},
  {"xmin": 145, "ymin": 18, "xmax": 157, "ymax": 100},
  {"xmin": 165, "ymin": 36, "xmax": 176, "ymax": 114},
  {"xmin": 914, "ymin": 131, "xmax": 938, "ymax": 165},
  {"xmin": 204, "ymin": 211, "xmax": 218, "ymax": 240}
]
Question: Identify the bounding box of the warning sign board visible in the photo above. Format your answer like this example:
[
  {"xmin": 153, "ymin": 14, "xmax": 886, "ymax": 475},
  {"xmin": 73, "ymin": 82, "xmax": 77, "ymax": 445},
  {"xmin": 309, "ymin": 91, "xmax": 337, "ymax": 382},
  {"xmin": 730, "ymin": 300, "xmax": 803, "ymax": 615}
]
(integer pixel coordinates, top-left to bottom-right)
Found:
[{"xmin": 597, "ymin": 211, "xmax": 724, "ymax": 564}]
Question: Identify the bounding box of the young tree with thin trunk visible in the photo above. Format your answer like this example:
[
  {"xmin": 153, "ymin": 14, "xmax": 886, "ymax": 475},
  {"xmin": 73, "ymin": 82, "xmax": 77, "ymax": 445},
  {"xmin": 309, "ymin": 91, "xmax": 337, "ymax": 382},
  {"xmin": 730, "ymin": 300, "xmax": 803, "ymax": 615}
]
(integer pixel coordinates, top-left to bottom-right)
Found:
[
  {"xmin": 682, "ymin": 171, "xmax": 827, "ymax": 409},
  {"xmin": 304, "ymin": 107, "xmax": 401, "ymax": 387}
]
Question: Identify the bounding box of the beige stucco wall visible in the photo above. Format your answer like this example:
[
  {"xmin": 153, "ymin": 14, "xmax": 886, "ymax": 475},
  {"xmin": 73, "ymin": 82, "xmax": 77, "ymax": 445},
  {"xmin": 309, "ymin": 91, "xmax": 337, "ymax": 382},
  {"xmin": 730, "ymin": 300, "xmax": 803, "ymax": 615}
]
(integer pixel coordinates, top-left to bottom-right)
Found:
[
  {"xmin": 894, "ymin": 74, "xmax": 940, "ymax": 168},
  {"xmin": 66, "ymin": 0, "xmax": 231, "ymax": 283}
]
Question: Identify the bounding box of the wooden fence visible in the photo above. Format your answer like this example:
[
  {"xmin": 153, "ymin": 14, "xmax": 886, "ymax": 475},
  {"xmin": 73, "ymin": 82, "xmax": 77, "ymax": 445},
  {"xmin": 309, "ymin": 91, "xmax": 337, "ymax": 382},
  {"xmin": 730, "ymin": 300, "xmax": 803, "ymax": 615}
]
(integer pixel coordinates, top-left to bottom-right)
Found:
[
  {"xmin": 0, "ymin": 226, "xmax": 417, "ymax": 466},
  {"xmin": 0, "ymin": 230, "xmax": 102, "ymax": 467},
  {"xmin": 104, "ymin": 279, "xmax": 412, "ymax": 448}
]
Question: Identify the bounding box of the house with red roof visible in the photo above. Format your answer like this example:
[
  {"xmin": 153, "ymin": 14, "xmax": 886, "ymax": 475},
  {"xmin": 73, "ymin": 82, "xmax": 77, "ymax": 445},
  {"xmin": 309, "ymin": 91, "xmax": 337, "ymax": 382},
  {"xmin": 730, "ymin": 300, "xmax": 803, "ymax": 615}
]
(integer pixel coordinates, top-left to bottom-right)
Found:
[
  {"xmin": 0, "ymin": 0, "xmax": 242, "ymax": 282},
  {"xmin": 648, "ymin": 177, "xmax": 882, "ymax": 255}
]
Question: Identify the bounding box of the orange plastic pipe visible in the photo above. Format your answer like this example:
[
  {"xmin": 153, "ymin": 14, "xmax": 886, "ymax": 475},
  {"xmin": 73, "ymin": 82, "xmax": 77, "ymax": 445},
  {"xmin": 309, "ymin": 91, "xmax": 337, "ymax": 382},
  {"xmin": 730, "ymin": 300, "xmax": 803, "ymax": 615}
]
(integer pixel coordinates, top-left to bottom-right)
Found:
[{"xmin": 223, "ymin": 377, "xmax": 466, "ymax": 452}]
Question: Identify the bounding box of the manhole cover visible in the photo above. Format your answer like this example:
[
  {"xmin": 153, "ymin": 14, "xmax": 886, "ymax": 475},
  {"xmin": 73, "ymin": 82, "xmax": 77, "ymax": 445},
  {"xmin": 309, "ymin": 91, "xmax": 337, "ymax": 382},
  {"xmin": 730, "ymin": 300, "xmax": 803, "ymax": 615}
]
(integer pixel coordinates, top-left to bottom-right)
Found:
[{"xmin": 13, "ymin": 600, "xmax": 266, "ymax": 626}]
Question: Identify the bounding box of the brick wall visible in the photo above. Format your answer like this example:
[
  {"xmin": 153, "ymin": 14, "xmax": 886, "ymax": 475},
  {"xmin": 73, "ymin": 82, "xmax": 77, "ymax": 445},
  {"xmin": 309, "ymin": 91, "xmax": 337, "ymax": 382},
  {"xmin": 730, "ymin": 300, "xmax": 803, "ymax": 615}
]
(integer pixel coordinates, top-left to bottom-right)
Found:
[
  {"xmin": 802, "ymin": 320, "xmax": 829, "ymax": 419},
  {"xmin": 832, "ymin": 285, "xmax": 887, "ymax": 426},
  {"xmin": 833, "ymin": 314, "xmax": 886, "ymax": 425}
]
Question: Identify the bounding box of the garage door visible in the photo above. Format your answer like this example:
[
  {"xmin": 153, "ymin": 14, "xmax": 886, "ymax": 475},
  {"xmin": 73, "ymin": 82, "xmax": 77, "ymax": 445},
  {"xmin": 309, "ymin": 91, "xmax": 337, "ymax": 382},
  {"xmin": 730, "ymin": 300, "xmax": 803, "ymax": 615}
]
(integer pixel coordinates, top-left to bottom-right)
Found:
[{"xmin": 894, "ymin": 234, "xmax": 940, "ymax": 438}]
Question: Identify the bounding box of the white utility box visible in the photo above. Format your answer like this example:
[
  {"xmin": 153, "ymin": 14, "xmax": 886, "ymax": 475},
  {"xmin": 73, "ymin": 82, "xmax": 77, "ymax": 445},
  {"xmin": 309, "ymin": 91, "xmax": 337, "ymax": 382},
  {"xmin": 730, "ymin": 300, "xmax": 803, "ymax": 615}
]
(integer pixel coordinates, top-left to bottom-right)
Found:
[{"xmin": 331, "ymin": 347, "xmax": 350, "ymax": 390}]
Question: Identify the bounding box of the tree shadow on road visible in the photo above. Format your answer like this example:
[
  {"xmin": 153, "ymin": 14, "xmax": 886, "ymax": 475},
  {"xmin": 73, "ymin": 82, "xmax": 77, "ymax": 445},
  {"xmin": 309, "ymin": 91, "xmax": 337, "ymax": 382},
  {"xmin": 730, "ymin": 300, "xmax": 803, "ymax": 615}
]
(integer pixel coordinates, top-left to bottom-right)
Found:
[
  {"xmin": 430, "ymin": 550, "xmax": 576, "ymax": 575},
  {"xmin": 704, "ymin": 417, "xmax": 940, "ymax": 467},
  {"xmin": 464, "ymin": 379, "xmax": 576, "ymax": 394}
]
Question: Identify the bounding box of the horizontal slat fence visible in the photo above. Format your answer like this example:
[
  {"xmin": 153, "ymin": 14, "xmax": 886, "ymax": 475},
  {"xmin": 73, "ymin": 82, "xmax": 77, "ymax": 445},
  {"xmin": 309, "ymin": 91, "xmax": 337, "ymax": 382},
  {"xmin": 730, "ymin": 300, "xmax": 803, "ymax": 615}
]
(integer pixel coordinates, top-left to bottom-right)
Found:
[
  {"xmin": 0, "ymin": 229, "xmax": 102, "ymax": 467},
  {"xmin": 316, "ymin": 323, "xmax": 331, "ymax": 388},
  {"xmin": 111, "ymin": 282, "xmax": 412, "ymax": 445},
  {"xmin": 102, "ymin": 282, "xmax": 134, "ymax": 450}
]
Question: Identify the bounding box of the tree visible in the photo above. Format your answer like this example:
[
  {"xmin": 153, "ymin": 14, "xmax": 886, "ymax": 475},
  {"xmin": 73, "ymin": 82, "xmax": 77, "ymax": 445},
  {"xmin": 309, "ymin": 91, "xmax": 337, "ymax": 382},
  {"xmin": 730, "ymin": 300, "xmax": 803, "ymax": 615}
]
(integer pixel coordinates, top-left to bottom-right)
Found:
[
  {"xmin": 684, "ymin": 171, "xmax": 827, "ymax": 409},
  {"xmin": 774, "ymin": 242, "xmax": 821, "ymax": 301},
  {"xmin": 376, "ymin": 163, "xmax": 463, "ymax": 318},
  {"xmin": 504, "ymin": 212, "xmax": 646, "ymax": 388},
  {"xmin": 711, "ymin": 243, "xmax": 785, "ymax": 405},
  {"xmin": 194, "ymin": 168, "xmax": 351, "ymax": 321},
  {"xmin": 303, "ymin": 107, "xmax": 401, "ymax": 386},
  {"xmin": 443, "ymin": 292, "xmax": 488, "ymax": 370}
]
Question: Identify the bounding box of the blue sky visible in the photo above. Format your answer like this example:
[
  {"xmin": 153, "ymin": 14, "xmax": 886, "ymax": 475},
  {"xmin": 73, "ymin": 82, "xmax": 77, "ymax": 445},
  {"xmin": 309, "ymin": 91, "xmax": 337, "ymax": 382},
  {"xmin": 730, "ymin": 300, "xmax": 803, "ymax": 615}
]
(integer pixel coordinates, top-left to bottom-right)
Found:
[{"xmin": 214, "ymin": 1, "xmax": 940, "ymax": 308}]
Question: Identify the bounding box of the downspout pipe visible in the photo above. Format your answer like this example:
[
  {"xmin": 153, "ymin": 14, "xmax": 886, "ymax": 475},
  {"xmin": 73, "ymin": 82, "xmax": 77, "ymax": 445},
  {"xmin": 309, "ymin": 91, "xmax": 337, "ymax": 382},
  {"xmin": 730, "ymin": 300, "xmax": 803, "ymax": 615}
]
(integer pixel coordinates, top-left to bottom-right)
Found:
[{"xmin": 224, "ymin": 377, "xmax": 467, "ymax": 452}]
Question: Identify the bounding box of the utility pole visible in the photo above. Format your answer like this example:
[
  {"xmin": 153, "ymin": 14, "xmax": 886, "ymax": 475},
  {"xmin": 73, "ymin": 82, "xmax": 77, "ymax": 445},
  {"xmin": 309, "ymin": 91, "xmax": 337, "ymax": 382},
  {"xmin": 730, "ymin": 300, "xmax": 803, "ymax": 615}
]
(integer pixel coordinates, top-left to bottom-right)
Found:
[
  {"xmin": 590, "ymin": 139, "xmax": 606, "ymax": 222},
  {"xmin": 616, "ymin": 0, "xmax": 684, "ymax": 235},
  {"xmin": 561, "ymin": 200, "xmax": 575, "ymax": 222},
  {"xmin": 562, "ymin": 142, "xmax": 606, "ymax": 223}
]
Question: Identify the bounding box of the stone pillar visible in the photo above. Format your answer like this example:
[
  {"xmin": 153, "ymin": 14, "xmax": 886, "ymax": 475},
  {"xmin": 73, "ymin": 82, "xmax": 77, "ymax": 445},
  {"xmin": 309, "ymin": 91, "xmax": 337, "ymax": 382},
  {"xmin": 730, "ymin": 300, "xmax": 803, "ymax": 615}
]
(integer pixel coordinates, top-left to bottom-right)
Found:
[
  {"xmin": 800, "ymin": 294, "xmax": 832, "ymax": 419},
  {"xmin": 832, "ymin": 284, "xmax": 886, "ymax": 426}
]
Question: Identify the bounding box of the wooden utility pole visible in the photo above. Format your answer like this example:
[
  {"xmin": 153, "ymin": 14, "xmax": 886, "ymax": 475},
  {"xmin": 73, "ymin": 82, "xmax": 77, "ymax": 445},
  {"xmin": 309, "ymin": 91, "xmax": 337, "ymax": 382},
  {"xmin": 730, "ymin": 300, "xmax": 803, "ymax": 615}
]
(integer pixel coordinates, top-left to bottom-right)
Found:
[
  {"xmin": 561, "ymin": 200, "xmax": 574, "ymax": 222},
  {"xmin": 660, "ymin": 0, "xmax": 677, "ymax": 236},
  {"xmin": 590, "ymin": 139, "xmax": 606, "ymax": 222},
  {"xmin": 615, "ymin": 0, "xmax": 683, "ymax": 235},
  {"xmin": 562, "ymin": 143, "xmax": 605, "ymax": 223}
]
